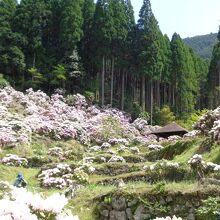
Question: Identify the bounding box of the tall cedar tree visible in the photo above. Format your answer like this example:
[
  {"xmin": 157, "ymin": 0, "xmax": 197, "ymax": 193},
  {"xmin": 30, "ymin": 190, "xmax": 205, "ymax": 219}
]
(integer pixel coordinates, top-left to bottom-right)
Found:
[
  {"xmin": 207, "ymin": 27, "xmax": 220, "ymax": 108},
  {"xmin": 14, "ymin": 0, "xmax": 49, "ymax": 70},
  {"xmin": 137, "ymin": 0, "xmax": 164, "ymax": 124},
  {"xmin": 170, "ymin": 33, "xmax": 198, "ymax": 116},
  {"xmin": 0, "ymin": 0, "xmax": 25, "ymax": 86},
  {"xmin": 60, "ymin": 0, "xmax": 83, "ymax": 52}
]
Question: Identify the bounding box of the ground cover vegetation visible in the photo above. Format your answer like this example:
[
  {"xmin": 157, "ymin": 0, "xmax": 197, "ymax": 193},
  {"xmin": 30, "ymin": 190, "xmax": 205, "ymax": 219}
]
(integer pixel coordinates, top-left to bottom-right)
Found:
[
  {"xmin": 0, "ymin": 87, "xmax": 220, "ymax": 219},
  {"xmin": 1, "ymin": 0, "xmax": 220, "ymax": 219}
]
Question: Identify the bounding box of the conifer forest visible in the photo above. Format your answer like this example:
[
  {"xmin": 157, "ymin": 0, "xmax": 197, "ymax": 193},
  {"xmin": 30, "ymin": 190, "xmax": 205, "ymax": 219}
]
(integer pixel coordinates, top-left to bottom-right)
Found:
[{"xmin": 1, "ymin": 0, "xmax": 220, "ymax": 121}]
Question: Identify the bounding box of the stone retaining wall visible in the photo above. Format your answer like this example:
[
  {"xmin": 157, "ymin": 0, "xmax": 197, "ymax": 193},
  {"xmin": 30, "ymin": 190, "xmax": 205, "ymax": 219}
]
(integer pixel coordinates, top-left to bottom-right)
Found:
[{"xmin": 96, "ymin": 189, "xmax": 220, "ymax": 220}]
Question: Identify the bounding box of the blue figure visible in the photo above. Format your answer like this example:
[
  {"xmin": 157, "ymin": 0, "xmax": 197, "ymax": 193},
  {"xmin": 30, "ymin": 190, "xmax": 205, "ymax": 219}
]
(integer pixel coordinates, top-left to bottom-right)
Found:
[{"xmin": 13, "ymin": 173, "xmax": 27, "ymax": 188}]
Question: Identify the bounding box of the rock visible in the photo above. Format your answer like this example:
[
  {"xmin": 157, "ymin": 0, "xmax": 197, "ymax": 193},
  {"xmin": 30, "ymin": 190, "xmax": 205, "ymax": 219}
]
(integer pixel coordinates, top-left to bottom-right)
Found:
[
  {"xmin": 112, "ymin": 196, "xmax": 127, "ymax": 211},
  {"xmin": 126, "ymin": 208, "xmax": 134, "ymax": 220},
  {"xmin": 159, "ymin": 198, "xmax": 166, "ymax": 205},
  {"xmin": 100, "ymin": 210, "xmax": 109, "ymax": 218},
  {"xmin": 130, "ymin": 147, "xmax": 140, "ymax": 154},
  {"xmin": 165, "ymin": 196, "xmax": 173, "ymax": 203},
  {"xmin": 109, "ymin": 210, "xmax": 127, "ymax": 220},
  {"xmin": 128, "ymin": 199, "xmax": 138, "ymax": 207},
  {"xmin": 134, "ymin": 204, "xmax": 151, "ymax": 220},
  {"xmin": 187, "ymin": 213, "xmax": 195, "ymax": 220},
  {"xmin": 134, "ymin": 213, "xmax": 151, "ymax": 220},
  {"xmin": 115, "ymin": 179, "xmax": 125, "ymax": 188}
]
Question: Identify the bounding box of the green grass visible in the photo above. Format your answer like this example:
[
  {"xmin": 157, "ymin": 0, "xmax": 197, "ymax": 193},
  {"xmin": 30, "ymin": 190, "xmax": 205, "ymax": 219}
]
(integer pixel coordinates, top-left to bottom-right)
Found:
[
  {"xmin": 1, "ymin": 135, "xmax": 220, "ymax": 220},
  {"xmin": 69, "ymin": 184, "xmax": 116, "ymax": 220},
  {"xmin": 0, "ymin": 164, "xmax": 40, "ymax": 190}
]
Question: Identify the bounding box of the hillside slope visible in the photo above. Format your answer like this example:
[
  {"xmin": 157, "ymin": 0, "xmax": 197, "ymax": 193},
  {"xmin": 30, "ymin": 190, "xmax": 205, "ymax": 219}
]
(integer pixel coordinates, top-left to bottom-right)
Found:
[
  {"xmin": 1, "ymin": 88, "xmax": 220, "ymax": 219},
  {"xmin": 184, "ymin": 33, "xmax": 217, "ymax": 59}
]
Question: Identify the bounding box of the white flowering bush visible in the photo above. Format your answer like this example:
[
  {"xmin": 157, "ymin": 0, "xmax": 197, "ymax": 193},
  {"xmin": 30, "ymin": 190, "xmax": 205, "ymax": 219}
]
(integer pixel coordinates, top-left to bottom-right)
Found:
[
  {"xmin": 0, "ymin": 186, "xmax": 79, "ymax": 220},
  {"xmin": 148, "ymin": 144, "xmax": 164, "ymax": 150},
  {"xmin": 100, "ymin": 142, "xmax": 111, "ymax": 150},
  {"xmin": 2, "ymin": 154, "xmax": 28, "ymax": 167},
  {"xmin": 130, "ymin": 146, "xmax": 140, "ymax": 154},
  {"xmin": 167, "ymin": 135, "xmax": 182, "ymax": 141},
  {"xmin": 153, "ymin": 216, "xmax": 182, "ymax": 220},
  {"xmin": 195, "ymin": 107, "xmax": 220, "ymax": 142},
  {"xmin": 48, "ymin": 147, "xmax": 64, "ymax": 158},
  {"xmin": 0, "ymin": 181, "xmax": 11, "ymax": 199},
  {"xmin": 144, "ymin": 160, "xmax": 180, "ymax": 171},
  {"xmin": 188, "ymin": 154, "xmax": 220, "ymax": 175},
  {"xmin": 183, "ymin": 130, "xmax": 201, "ymax": 138},
  {"xmin": 108, "ymin": 138, "xmax": 129, "ymax": 146},
  {"xmin": 38, "ymin": 164, "xmax": 73, "ymax": 189},
  {"xmin": 188, "ymin": 154, "xmax": 206, "ymax": 170},
  {"xmin": 117, "ymin": 145, "xmax": 127, "ymax": 153},
  {"xmin": 206, "ymin": 162, "xmax": 220, "ymax": 172},
  {"xmin": 73, "ymin": 169, "xmax": 89, "ymax": 184},
  {"xmin": 108, "ymin": 155, "xmax": 125, "ymax": 163}
]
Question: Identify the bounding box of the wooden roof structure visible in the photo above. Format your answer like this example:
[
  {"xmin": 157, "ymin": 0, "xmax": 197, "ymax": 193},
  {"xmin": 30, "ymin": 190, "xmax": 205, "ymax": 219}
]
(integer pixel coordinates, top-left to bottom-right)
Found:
[{"xmin": 151, "ymin": 122, "xmax": 188, "ymax": 138}]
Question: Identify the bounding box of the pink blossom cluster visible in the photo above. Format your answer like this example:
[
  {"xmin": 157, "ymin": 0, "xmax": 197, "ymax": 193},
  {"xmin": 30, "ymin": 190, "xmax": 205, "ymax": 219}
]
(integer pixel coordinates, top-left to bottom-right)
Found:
[
  {"xmin": 2, "ymin": 154, "xmax": 28, "ymax": 167},
  {"xmin": 0, "ymin": 186, "xmax": 79, "ymax": 220},
  {"xmin": 0, "ymin": 87, "xmax": 162, "ymax": 147},
  {"xmin": 195, "ymin": 107, "xmax": 220, "ymax": 142}
]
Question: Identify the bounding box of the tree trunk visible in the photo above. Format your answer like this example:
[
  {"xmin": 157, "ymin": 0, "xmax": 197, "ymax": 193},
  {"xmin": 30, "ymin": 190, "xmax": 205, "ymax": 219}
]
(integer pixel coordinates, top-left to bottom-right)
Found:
[
  {"xmin": 101, "ymin": 56, "xmax": 105, "ymax": 106},
  {"xmin": 156, "ymin": 80, "xmax": 160, "ymax": 108},
  {"xmin": 163, "ymin": 83, "xmax": 167, "ymax": 106},
  {"xmin": 110, "ymin": 56, "xmax": 114, "ymax": 107},
  {"xmin": 150, "ymin": 80, "xmax": 153, "ymax": 125},
  {"xmin": 33, "ymin": 52, "xmax": 36, "ymax": 68},
  {"xmin": 141, "ymin": 74, "xmax": 145, "ymax": 112},
  {"xmin": 121, "ymin": 69, "xmax": 125, "ymax": 110}
]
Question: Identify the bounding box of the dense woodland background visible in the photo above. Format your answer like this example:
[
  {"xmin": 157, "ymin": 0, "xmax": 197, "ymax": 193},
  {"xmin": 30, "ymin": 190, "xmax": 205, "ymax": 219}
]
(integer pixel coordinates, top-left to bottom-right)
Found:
[{"xmin": 0, "ymin": 0, "xmax": 220, "ymax": 124}]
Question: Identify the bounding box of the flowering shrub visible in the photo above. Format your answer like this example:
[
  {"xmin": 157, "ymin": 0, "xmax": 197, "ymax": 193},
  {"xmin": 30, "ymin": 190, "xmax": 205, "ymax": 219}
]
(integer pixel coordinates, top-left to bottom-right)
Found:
[
  {"xmin": 143, "ymin": 160, "xmax": 179, "ymax": 171},
  {"xmin": 38, "ymin": 164, "xmax": 73, "ymax": 189},
  {"xmin": 0, "ymin": 185, "xmax": 79, "ymax": 220},
  {"xmin": 188, "ymin": 154, "xmax": 220, "ymax": 174},
  {"xmin": 108, "ymin": 138, "xmax": 129, "ymax": 146},
  {"xmin": 100, "ymin": 142, "xmax": 111, "ymax": 150},
  {"xmin": 167, "ymin": 135, "xmax": 182, "ymax": 141},
  {"xmin": 108, "ymin": 155, "xmax": 125, "ymax": 163},
  {"xmin": 117, "ymin": 145, "xmax": 127, "ymax": 153},
  {"xmin": 0, "ymin": 181, "xmax": 11, "ymax": 199},
  {"xmin": 183, "ymin": 130, "xmax": 201, "ymax": 138},
  {"xmin": 188, "ymin": 154, "xmax": 206, "ymax": 170},
  {"xmin": 153, "ymin": 216, "xmax": 182, "ymax": 220},
  {"xmin": 130, "ymin": 147, "xmax": 140, "ymax": 154},
  {"xmin": 2, "ymin": 154, "xmax": 28, "ymax": 167},
  {"xmin": 195, "ymin": 107, "xmax": 220, "ymax": 142},
  {"xmin": 73, "ymin": 169, "xmax": 89, "ymax": 184},
  {"xmin": 148, "ymin": 144, "xmax": 164, "ymax": 150},
  {"xmin": 206, "ymin": 162, "xmax": 220, "ymax": 172},
  {"xmin": 0, "ymin": 87, "xmax": 166, "ymax": 148},
  {"xmin": 48, "ymin": 147, "xmax": 64, "ymax": 158}
]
